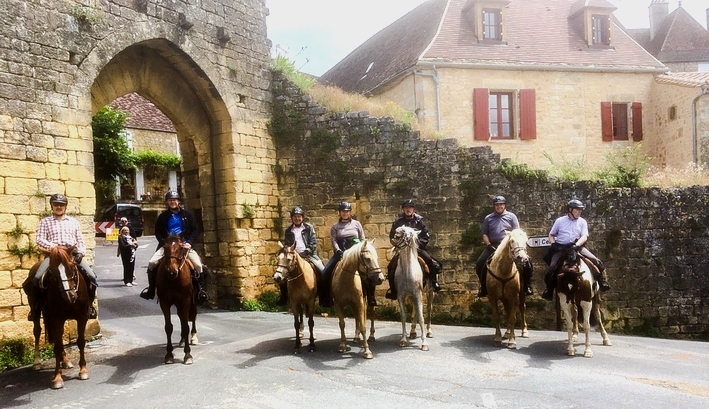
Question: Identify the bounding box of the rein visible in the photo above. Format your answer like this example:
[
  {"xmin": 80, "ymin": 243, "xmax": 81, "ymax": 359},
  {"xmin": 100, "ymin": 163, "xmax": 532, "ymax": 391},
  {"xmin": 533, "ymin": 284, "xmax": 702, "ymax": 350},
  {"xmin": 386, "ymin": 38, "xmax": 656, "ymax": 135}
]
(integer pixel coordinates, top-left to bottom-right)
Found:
[
  {"xmin": 165, "ymin": 240, "xmax": 190, "ymax": 277},
  {"xmin": 275, "ymin": 249, "xmax": 306, "ymax": 282}
]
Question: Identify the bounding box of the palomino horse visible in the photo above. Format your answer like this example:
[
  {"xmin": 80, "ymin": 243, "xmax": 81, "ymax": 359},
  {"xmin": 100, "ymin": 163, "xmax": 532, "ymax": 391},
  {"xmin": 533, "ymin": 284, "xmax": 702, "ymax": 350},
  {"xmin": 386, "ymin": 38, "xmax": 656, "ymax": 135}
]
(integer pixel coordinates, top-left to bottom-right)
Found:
[
  {"xmin": 556, "ymin": 248, "xmax": 612, "ymax": 357},
  {"xmin": 331, "ymin": 240, "xmax": 384, "ymax": 359},
  {"xmin": 27, "ymin": 246, "xmax": 90, "ymax": 389},
  {"xmin": 390, "ymin": 226, "xmax": 428, "ymax": 351},
  {"xmin": 157, "ymin": 233, "xmax": 198, "ymax": 365},
  {"xmin": 273, "ymin": 241, "xmax": 318, "ymax": 353},
  {"xmin": 486, "ymin": 228, "xmax": 530, "ymax": 348}
]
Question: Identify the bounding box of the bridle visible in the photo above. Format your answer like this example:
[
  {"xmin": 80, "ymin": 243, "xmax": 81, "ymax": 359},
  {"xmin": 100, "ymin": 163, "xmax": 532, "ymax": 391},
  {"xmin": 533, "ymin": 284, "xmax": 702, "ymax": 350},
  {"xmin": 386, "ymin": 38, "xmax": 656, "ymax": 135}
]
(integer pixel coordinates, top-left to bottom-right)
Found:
[
  {"xmin": 165, "ymin": 240, "xmax": 189, "ymax": 277},
  {"xmin": 358, "ymin": 244, "xmax": 382, "ymax": 276},
  {"xmin": 274, "ymin": 248, "xmax": 304, "ymax": 282}
]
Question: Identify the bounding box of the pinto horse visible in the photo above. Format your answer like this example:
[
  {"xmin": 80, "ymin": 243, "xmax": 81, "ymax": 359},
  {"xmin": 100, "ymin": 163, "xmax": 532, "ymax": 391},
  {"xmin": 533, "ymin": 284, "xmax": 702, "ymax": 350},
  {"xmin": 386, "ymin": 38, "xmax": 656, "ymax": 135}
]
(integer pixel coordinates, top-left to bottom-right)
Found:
[
  {"xmin": 273, "ymin": 241, "xmax": 318, "ymax": 353},
  {"xmin": 556, "ymin": 248, "xmax": 612, "ymax": 357},
  {"xmin": 27, "ymin": 246, "xmax": 90, "ymax": 389},
  {"xmin": 486, "ymin": 229, "xmax": 530, "ymax": 349},
  {"xmin": 391, "ymin": 226, "xmax": 428, "ymax": 351},
  {"xmin": 157, "ymin": 233, "xmax": 198, "ymax": 365},
  {"xmin": 331, "ymin": 240, "xmax": 384, "ymax": 359}
]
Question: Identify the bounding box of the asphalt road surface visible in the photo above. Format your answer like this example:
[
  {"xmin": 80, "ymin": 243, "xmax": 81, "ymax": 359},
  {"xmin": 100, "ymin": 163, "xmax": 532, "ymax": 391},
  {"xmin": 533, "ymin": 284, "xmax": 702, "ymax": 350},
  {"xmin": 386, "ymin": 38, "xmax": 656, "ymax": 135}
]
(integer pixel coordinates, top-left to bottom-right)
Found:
[{"xmin": 1, "ymin": 237, "xmax": 708, "ymax": 408}]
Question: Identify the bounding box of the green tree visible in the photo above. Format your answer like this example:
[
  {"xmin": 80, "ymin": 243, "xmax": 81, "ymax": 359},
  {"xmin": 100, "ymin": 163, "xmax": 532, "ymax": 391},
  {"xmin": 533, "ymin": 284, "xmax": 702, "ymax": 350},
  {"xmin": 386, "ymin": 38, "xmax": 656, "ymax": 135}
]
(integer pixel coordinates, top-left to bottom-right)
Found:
[{"xmin": 92, "ymin": 106, "xmax": 135, "ymax": 183}]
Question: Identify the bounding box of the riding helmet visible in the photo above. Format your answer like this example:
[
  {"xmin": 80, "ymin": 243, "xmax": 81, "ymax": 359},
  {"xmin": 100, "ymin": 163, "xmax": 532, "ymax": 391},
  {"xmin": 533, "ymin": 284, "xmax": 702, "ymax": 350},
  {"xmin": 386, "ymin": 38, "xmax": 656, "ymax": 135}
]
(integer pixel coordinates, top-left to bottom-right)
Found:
[
  {"xmin": 567, "ymin": 199, "xmax": 585, "ymax": 210},
  {"xmin": 290, "ymin": 206, "xmax": 305, "ymax": 217},
  {"xmin": 492, "ymin": 195, "xmax": 506, "ymax": 204},
  {"xmin": 50, "ymin": 193, "xmax": 68, "ymax": 205},
  {"xmin": 164, "ymin": 190, "xmax": 180, "ymax": 201},
  {"xmin": 338, "ymin": 201, "xmax": 352, "ymax": 211},
  {"xmin": 401, "ymin": 199, "xmax": 415, "ymax": 208}
]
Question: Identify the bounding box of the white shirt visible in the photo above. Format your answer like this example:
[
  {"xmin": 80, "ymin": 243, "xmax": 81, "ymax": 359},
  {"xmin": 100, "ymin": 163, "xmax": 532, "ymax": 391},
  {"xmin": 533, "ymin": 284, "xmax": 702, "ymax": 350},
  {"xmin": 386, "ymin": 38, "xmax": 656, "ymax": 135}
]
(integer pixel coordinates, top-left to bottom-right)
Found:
[{"xmin": 291, "ymin": 225, "xmax": 306, "ymax": 253}]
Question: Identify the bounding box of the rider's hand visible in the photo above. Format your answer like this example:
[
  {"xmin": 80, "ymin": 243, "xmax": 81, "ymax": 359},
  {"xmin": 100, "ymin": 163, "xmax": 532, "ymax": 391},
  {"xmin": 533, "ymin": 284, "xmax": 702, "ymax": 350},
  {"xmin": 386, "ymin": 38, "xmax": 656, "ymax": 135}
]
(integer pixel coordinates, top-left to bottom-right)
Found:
[
  {"xmin": 335, "ymin": 249, "xmax": 343, "ymax": 257},
  {"xmin": 300, "ymin": 249, "xmax": 311, "ymax": 257},
  {"xmin": 72, "ymin": 250, "xmax": 83, "ymax": 265},
  {"xmin": 182, "ymin": 242, "xmax": 192, "ymax": 250}
]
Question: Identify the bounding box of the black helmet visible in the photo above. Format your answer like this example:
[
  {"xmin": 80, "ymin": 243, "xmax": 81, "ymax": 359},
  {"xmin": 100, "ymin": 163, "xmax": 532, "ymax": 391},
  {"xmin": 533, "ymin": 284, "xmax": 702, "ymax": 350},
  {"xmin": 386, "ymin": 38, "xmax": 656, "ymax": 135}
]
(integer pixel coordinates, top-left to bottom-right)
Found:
[
  {"xmin": 164, "ymin": 190, "xmax": 180, "ymax": 201},
  {"xmin": 401, "ymin": 199, "xmax": 415, "ymax": 208},
  {"xmin": 567, "ymin": 199, "xmax": 585, "ymax": 210},
  {"xmin": 493, "ymin": 195, "xmax": 506, "ymax": 204},
  {"xmin": 50, "ymin": 193, "xmax": 68, "ymax": 205},
  {"xmin": 290, "ymin": 207, "xmax": 305, "ymax": 217},
  {"xmin": 338, "ymin": 201, "xmax": 352, "ymax": 211}
]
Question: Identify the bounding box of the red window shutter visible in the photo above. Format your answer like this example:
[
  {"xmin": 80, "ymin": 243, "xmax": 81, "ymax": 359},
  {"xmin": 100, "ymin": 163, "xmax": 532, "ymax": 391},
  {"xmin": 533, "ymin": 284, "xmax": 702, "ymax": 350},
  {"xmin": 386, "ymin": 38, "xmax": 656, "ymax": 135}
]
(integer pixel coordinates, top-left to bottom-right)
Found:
[
  {"xmin": 601, "ymin": 102, "xmax": 613, "ymax": 142},
  {"xmin": 519, "ymin": 89, "xmax": 536, "ymax": 140},
  {"xmin": 473, "ymin": 88, "xmax": 489, "ymax": 140},
  {"xmin": 632, "ymin": 102, "xmax": 643, "ymax": 141}
]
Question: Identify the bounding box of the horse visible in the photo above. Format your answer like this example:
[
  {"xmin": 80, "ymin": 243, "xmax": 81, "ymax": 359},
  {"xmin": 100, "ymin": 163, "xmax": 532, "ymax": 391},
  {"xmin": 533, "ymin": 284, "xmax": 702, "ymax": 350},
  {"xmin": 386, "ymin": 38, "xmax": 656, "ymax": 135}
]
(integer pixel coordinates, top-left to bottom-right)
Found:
[
  {"xmin": 26, "ymin": 246, "xmax": 90, "ymax": 389},
  {"xmin": 331, "ymin": 240, "xmax": 384, "ymax": 359},
  {"xmin": 390, "ymin": 226, "xmax": 428, "ymax": 351},
  {"xmin": 273, "ymin": 241, "xmax": 318, "ymax": 353},
  {"xmin": 555, "ymin": 248, "xmax": 612, "ymax": 357},
  {"xmin": 485, "ymin": 228, "xmax": 530, "ymax": 349},
  {"xmin": 156, "ymin": 233, "xmax": 198, "ymax": 365}
]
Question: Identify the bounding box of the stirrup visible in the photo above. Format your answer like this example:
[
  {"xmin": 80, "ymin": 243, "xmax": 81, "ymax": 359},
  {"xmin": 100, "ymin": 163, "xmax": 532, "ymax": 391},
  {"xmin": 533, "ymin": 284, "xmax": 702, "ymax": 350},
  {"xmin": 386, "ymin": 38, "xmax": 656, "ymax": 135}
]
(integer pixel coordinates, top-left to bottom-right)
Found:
[
  {"xmin": 140, "ymin": 287, "xmax": 155, "ymax": 300},
  {"xmin": 541, "ymin": 289, "xmax": 554, "ymax": 300},
  {"xmin": 197, "ymin": 289, "xmax": 209, "ymax": 303},
  {"xmin": 89, "ymin": 306, "xmax": 97, "ymax": 319}
]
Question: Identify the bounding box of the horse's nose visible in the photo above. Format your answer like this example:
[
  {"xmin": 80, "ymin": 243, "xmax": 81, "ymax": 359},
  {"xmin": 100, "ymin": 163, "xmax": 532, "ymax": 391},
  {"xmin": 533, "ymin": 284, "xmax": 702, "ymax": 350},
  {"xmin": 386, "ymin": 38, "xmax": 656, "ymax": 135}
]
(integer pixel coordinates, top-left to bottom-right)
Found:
[
  {"xmin": 376, "ymin": 272, "xmax": 385, "ymax": 285},
  {"xmin": 273, "ymin": 273, "xmax": 283, "ymax": 283}
]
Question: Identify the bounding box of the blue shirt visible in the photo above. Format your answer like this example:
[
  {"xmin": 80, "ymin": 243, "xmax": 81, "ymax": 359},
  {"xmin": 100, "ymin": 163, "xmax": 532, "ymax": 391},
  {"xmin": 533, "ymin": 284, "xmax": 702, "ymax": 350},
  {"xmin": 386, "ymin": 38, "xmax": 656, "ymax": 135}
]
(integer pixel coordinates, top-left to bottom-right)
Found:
[
  {"xmin": 167, "ymin": 213, "xmax": 183, "ymax": 235},
  {"xmin": 549, "ymin": 215, "xmax": 589, "ymax": 245}
]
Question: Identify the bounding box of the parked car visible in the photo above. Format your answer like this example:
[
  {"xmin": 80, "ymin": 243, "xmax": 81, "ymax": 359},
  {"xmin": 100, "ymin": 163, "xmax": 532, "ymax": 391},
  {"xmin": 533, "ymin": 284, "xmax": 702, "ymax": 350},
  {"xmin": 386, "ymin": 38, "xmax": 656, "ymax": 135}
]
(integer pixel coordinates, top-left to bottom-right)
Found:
[{"xmin": 96, "ymin": 203, "xmax": 144, "ymax": 237}]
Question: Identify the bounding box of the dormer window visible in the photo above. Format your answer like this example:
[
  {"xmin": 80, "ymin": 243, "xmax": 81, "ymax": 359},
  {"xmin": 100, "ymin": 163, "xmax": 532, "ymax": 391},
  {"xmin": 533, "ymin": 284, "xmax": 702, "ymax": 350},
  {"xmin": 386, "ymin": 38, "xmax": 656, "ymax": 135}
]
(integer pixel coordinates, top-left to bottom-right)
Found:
[
  {"xmin": 592, "ymin": 14, "xmax": 610, "ymax": 45},
  {"xmin": 568, "ymin": 0, "xmax": 616, "ymax": 49},
  {"xmin": 483, "ymin": 8, "xmax": 502, "ymax": 40}
]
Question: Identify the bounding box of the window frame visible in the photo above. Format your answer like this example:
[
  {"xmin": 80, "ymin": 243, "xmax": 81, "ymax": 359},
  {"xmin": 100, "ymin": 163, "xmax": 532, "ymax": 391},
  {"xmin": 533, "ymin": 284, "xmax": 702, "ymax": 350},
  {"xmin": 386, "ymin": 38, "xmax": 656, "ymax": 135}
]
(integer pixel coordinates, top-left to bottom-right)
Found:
[
  {"xmin": 591, "ymin": 14, "xmax": 610, "ymax": 46},
  {"xmin": 489, "ymin": 91, "xmax": 514, "ymax": 140},
  {"xmin": 482, "ymin": 8, "xmax": 502, "ymax": 41}
]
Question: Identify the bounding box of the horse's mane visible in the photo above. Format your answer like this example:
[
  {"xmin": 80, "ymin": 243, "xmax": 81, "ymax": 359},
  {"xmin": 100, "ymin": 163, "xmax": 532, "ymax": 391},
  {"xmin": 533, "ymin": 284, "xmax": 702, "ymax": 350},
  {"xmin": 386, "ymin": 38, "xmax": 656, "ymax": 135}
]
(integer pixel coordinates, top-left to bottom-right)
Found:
[
  {"xmin": 49, "ymin": 245, "xmax": 74, "ymax": 267},
  {"xmin": 341, "ymin": 240, "xmax": 367, "ymax": 266},
  {"xmin": 490, "ymin": 228, "xmax": 528, "ymax": 263}
]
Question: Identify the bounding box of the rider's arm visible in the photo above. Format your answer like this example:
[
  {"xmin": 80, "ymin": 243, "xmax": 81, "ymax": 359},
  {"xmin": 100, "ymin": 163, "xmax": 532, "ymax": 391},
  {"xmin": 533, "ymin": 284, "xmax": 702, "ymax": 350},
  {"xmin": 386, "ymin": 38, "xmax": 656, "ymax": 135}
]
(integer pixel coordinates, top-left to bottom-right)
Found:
[
  {"xmin": 35, "ymin": 218, "xmax": 54, "ymax": 252},
  {"xmin": 482, "ymin": 233, "xmax": 492, "ymax": 246},
  {"xmin": 575, "ymin": 234, "xmax": 588, "ymax": 247}
]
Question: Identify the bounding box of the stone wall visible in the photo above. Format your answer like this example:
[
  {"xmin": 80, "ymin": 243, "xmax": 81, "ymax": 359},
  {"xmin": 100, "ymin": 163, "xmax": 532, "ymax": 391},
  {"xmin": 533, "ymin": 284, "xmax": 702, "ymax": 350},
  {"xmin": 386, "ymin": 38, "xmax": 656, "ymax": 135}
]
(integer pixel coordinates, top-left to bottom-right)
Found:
[{"xmin": 273, "ymin": 72, "xmax": 709, "ymax": 338}]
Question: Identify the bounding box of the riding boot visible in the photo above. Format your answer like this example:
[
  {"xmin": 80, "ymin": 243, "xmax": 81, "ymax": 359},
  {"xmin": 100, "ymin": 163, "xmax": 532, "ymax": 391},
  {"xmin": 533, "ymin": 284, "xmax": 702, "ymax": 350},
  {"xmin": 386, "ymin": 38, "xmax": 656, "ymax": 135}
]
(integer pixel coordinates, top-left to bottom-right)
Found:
[
  {"xmin": 318, "ymin": 262, "xmax": 334, "ymax": 308},
  {"xmin": 541, "ymin": 269, "xmax": 555, "ymax": 300},
  {"xmin": 87, "ymin": 284, "xmax": 98, "ymax": 319},
  {"xmin": 140, "ymin": 266, "xmax": 157, "ymax": 300},
  {"xmin": 365, "ymin": 278, "xmax": 377, "ymax": 307},
  {"xmin": 477, "ymin": 269, "xmax": 488, "ymax": 298},
  {"xmin": 385, "ymin": 259, "xmax": 397, "ymax": 300},
  {"xmin": 192, "ymin": 270, "xmax": 209, "ymax": 303},
  {"xmin": 277, "ymin": 281, "xmax": 288, "ymax": 306},
  {"xmin": 597, "ymin": 268, "xmax": 611, "ymax": 292}
]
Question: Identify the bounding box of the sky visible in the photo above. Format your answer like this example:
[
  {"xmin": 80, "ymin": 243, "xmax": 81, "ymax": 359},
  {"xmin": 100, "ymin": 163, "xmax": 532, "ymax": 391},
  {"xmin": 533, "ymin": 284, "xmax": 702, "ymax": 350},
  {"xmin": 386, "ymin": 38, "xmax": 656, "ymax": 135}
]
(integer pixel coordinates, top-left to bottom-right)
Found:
[{"xmin": 266, "ymin": 0, "xmax": 709, "ymax": 77}]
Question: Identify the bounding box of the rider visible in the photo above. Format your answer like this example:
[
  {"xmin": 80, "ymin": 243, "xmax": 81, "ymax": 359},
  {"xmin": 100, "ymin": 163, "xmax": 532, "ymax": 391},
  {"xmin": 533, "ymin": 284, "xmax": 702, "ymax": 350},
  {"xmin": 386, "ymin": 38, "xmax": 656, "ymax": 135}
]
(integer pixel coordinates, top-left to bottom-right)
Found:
[
  {"xmin": 385, "ymin": 199, "xmax": 442, "ymax": 300},
  {"xmin": 541, "ymin": 199, "xmax": 611, "ymax": 300},
  {"xmin": 475, "ymin": 195, "xmax": 532, "ymax": 297},
  {"xmin": 278, "ymin": 206, "xmax": 325, "ymax": 306},
  {"xmin": 139, "ymin": 190, "xmax": 208, "ymax": 303},
  {"xmin": 319, "ymin": 201, "xmax": 368, "ymax": 307},
  {"xmin": 23, "ymin": 193, "xmax": 98, "ymax": 320}
]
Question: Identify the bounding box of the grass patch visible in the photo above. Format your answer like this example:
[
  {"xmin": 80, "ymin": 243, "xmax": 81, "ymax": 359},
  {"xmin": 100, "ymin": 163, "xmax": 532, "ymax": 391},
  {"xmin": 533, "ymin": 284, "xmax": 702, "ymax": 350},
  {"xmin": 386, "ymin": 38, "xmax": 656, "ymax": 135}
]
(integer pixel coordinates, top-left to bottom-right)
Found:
[{"xmin": 0, "ymin": 338, "xmax": 54, "ymax": 372}]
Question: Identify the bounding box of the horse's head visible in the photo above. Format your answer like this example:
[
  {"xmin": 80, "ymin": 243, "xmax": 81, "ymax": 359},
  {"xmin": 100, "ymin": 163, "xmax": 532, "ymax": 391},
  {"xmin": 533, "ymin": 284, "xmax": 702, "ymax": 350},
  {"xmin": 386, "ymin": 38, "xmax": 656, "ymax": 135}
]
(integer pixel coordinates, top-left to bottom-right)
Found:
[
  {"xmin": 506, "ymin": 229, "xmax": 530, "ymax": 267},
  {"xmin": 47, "ymin": 245, "xmax": 80, "ymax": 304},
  {"xmin": 163, "ymin": 234, "xmax": 187, "ymax": 279},
  {"xmin": 358, "ymin": 240, "xmax": 384, "ymax": 284},
  {"xmin": 392, "ymin": 226, "xmax": 419, "ymax": 251},
  {"xmin": 273, "ymin": 241, "xmax": 297, "ymax": 283}
]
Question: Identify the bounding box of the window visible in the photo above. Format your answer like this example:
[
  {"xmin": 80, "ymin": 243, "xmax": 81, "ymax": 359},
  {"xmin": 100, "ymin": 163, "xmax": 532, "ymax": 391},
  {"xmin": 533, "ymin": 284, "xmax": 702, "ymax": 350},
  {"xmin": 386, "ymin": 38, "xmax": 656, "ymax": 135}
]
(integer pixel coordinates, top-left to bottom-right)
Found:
[
  {"xmin": 482, "ymin": 9, "xmax": 502, "ymax": 41},
  {"xmin": 601, "ymin": 102, "xmax": 643, "ymax": 141},
  {"xmin": 474, "ymin": 88, "xmax": 536, "ymax": 141},
  {"xmin": 591, "ymin": 14, "xmax": 610, "ymax": 45}
]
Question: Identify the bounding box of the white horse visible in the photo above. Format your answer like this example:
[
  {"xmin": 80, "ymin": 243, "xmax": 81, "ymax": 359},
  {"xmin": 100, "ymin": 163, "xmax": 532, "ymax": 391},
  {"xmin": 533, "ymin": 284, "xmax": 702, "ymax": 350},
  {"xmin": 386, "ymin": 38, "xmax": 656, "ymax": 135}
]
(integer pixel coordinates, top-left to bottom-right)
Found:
[
  {"xmin": 391, "ymin": 226, "xmax": 428, "ymax": 351},
  {"xmin": 556, "ymin": 248, "xmax": 612, "ymax": 357}
]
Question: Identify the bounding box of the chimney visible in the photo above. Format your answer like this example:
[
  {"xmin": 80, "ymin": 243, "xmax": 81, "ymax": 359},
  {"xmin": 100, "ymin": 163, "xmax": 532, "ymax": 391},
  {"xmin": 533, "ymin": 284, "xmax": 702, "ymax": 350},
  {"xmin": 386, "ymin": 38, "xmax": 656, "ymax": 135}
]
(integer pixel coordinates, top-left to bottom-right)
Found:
[{"xmin": 649, "ymin": 0, "xmax": 669, "ymax": 41}]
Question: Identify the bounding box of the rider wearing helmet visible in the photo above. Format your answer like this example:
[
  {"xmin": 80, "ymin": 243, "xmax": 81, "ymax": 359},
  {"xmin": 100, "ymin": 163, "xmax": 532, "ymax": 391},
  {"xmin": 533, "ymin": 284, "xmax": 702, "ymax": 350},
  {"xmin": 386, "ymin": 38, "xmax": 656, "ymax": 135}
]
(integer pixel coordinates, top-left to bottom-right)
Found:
[
  {"xmin": 541, "ymin": 199, "xmax": 611, "ymax": 300},
  {"xmin": 475, "ymin": 195, "xmax": 528, "ymax": 297},
  {"xmin": 23, "ymin": 193, "xmax": 99, "ymax": 320},
  {"xmin": 319, "ymin": 201, "xmax": 367, "ymax": 307},
  {"xmin": 278, "ymin": 206, "xmax": 325, "ymax": 305},
  {"xmin": 385, "ymin": 199, "xmax": 442, "ymax": 301},
  {"xmin": 139, "ymin": 190, "xmax": 208, "ymax": 303}
]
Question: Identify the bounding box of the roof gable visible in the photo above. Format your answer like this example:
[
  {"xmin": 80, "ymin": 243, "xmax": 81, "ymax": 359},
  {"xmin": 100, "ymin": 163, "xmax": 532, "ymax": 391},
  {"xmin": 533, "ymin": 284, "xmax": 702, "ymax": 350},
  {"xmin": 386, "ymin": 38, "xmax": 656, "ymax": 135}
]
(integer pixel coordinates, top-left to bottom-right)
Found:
[
  {"xmin": 648, "ymin": 7, "xmax": 709, "ymax": 62},
  {"xmin": 111, "ymin": 93, "xmax": 176, "ymax": 133}
]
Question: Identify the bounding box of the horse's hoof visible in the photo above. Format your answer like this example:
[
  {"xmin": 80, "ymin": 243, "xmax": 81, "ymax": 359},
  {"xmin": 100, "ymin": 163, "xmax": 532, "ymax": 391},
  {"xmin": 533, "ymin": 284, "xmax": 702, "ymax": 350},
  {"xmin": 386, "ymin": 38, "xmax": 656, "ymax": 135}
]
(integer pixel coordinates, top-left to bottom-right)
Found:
[
  {"xmin": 421, "ymin": 344, "xmax": 429, "ymax": 351},
  {"xmin": 78, "ymin": 371, "xmax": 89, "ymax": 380},
  {"xmin": 51, "ymin": 380, "xmax": 64, "ymax": 389},
  {"xmin": 61, "ymin": 361, "xmax": 74, "ymax": 369},
  {"xmin": 521, "ymin": 330, "xmax": 529, "ymax": 338},
  {"xmin": 178, "ymin": 340, "xmax": 185, "ymax": 348},
  {"xmin": 164, "ymin": 355, "xmax": 175, "ymax": 364},
  {"xmin": 368, "ymin": 336, "xmax": 375, "ymax": 343},
  {"xmin": 566, "ymin": 348, "xmax": 575, "ymax": 356},
  {"xmin": 603, "ymin": 339, "xmax": 612, "ymax": 346},
  {"xmin": 426, "ymin": 332, "xmax": 433, "ymax": 338},
  {"xmin": 337, "ymin": 346, "xmax": 348, "ymax": 353},
  {"xmin": 409, "ymin": 332, "xmax": 417, "ymax": 339},
  {"xmin": 32, "ymin": 363, "xmax": 42, "ymax": 371},
  {"xmin": 507, "ymin": 342, "xmax": 517, "ymax": 350},
  {"xmin": 363, "ymin": 351, "xmax": 374, "ymax": 359},
  {"xmin": 583, "ymin": 350, "xmax": 593, "ymax": 358},
  {"xmin": 494, "ymin": 340, "xmax": 502, "ymax": 347},
  {"xmin": 572, "ymin": 335, "xmax": 578, "ymax": 342},
  {"xmin": 190, "ymin": 336, "xmax": 199, "ymax": 346},
  {"xmin": 399, "ymin": 340, "xmax": 408, "ymax": 348},
  {"xmin": 183, "ymin": 356, "xmax": 194, "ymax": 365},
  {"xmin": 309, "ymin": 346, "xmax": 316, "ymax": 353}
]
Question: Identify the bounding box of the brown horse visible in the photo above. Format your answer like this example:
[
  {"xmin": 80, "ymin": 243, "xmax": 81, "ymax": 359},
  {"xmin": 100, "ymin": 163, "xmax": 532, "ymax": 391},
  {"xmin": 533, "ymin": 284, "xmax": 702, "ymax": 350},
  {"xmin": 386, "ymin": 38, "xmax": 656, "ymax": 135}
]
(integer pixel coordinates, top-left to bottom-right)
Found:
[
  {"xmin": 486, "ymin": 228, "xmax": 530, "ymax": 349},
  {"xmin": 273, "ymin": 241, "xmax": 318, "ymax": 353},
  {"xmin": 331, "ymin": 240, "xmax": 384, "ymax": 359},
  {"xmin": 26, "ymin": 246, "xmax": 90, "ymax": 389},
  {"xmin": 157, "ymin": 233, "xmax": 198, "ymax": 365}
]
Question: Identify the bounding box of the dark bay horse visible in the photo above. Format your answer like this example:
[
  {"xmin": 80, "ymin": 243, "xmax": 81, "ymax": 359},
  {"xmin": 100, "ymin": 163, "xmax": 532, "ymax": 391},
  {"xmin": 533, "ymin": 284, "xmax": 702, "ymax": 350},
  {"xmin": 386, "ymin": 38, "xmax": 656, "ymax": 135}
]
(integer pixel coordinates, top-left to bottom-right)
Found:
[
  {"xmin": 331, "ymin": 240, "xmax": 384, "ymax": 359},
  {"xmin": 27, "ymin": 246, "xmax": 90, "ymax": 389},
  {"xmin": 157, "ymin": 234, "xmax": 198, "ymax": 364},
  {"xmin": 273, "ymin": 241, "xmax": 318, "ymax": 353},
  {"xmin": 486, "ymin": 229, "xmax": 530, "ymax": 349}
]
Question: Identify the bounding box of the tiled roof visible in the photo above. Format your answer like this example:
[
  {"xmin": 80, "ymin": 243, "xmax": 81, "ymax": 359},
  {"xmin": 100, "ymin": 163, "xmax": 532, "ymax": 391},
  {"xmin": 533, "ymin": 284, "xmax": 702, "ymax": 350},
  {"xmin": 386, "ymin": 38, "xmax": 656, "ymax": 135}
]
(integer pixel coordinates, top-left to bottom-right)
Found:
[
  {"xmin": 110, "ymin": 92, "xmax": 176, "ymax": 133},
  {"xmin": 656, "ymin": 71, "xmax": 709, "ymax": 87},
  {"xmin": 320, "ymin": 0, "xmax": 665, "ymax": 95},
  {"xmin": 628, "ymin": 7, "xmax": 709, "ymax": 63}
]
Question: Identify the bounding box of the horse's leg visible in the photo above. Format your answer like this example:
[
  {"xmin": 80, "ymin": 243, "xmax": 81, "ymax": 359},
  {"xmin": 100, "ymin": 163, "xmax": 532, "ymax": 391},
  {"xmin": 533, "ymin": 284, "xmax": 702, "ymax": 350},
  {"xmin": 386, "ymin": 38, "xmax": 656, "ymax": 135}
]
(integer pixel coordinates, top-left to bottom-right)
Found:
[
  {"xmin": 425, "ymin": 289, "xmax": 434, "ymax": 338},
  {"xmin": 593, "ymin": 295, "xmax": 612, "ymax": 346},
  {"xmin": 560, "ymin": 296, "xmax": 575, "ymax": 356},
  {"xmin": 409, "ymin": 303, "xmax": 417, "ymax": 339},
  {"xmin": 51, "ymin": 322, "xmax": 65, "ymax": 389},
  {"xmin": 32, "ymin": 317, "xmax": 42, "ymax": 370},
  {"xmin": 580, "ymin": 300, "xmax": 594, "ymax": 358},
  {"xmin": 489, "ymin": 297, "xmax": 502, "ymax": 346},
  {"xmin": 504, "ymin": 297, "xmax": 518, "ymax": 349},
  {"xmin": 293, "ymin": 305, "xmax": 302, "ymax": 354},
  {"xmin": 162, "ymin": 306, "xmax": 175, "ymax": 364},
  {"xmin": 335, "ymin": 304, "xmax": 349, "ymax": 353},
  {"xmin": 519, "ymin": 292, "xmax": 529, "ymax": 338},
  {"xmin": 358, "ymin": 300, "xmax": 373, "ymax": 359},
  {"xmin": 367, "ymin": 304, "xmax": 376, "ymax": 343},
  {"xmin": 76, "ymin": 316, "xmax": 89, "ymax": 381},
  {"xmin": 414, "ymin": 294, "xmax": 428, "ymax": 351},
  {"xmin": 179, "ymin": 304, "xmax": 193, "ymax": 365},
  {"xmin": 306, "ymin": 300, "xmax": 316, "ymax": 352},
  {"xmin": 571, "ymin": 303, "xmax": 579, "ymax": 343},
  {"xmin": 189, "ymin": 298, "xmax": 199, "ymax": 346},
  {"xmin": 398, "ymin": 296, "xmax": 409, "ymax": 348}
]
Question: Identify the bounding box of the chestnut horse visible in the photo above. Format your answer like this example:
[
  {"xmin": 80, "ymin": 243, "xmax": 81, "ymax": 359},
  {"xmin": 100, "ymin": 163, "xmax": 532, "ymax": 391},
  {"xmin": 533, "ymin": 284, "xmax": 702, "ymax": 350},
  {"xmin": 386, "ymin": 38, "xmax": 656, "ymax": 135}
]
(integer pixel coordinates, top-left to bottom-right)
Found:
[
  {"xmin": 486, "ymin": 229, "xmax": 531, "ymax": 349},
  {"xmin": 273, "ymin": 241, "xmax": 318, "ymax": 353},
  {"xmin": 331, "ymin": 240, "xmax": 384, "ymax": 359},
  {"xmin": 27, "ymin": 246, "xmax": 90, "ymax": 389},
  {"xmin": 157, "ymin": 234, "xmax": 198, "ymax": 365}
]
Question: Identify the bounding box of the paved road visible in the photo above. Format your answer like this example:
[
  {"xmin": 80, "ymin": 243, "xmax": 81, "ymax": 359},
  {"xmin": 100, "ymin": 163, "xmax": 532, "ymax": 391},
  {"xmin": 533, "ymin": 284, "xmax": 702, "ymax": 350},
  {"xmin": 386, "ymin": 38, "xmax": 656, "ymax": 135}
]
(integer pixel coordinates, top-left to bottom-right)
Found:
[{"xmin": 1, "ymin": 238, "xmax": 708, "ymax": 408}]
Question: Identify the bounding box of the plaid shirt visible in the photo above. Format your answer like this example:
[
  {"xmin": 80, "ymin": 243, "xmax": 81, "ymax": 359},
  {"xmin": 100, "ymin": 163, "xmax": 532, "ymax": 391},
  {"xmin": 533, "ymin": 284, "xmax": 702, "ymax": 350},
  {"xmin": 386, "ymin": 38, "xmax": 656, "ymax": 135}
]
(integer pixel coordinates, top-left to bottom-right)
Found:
[{"xmin": 35, "ymin": 215, "xmax": 86, "ymax": 255}]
